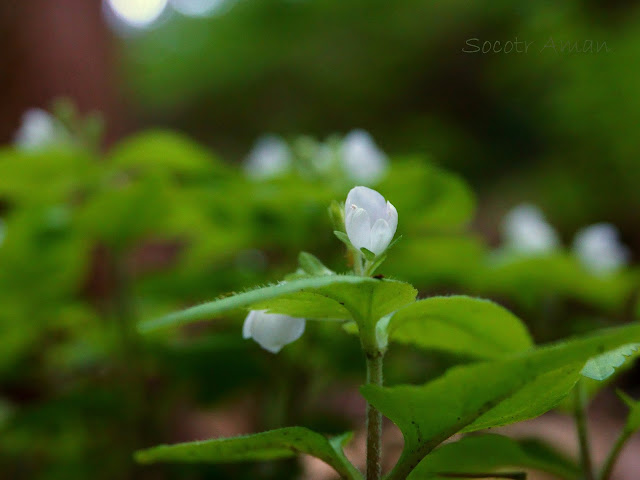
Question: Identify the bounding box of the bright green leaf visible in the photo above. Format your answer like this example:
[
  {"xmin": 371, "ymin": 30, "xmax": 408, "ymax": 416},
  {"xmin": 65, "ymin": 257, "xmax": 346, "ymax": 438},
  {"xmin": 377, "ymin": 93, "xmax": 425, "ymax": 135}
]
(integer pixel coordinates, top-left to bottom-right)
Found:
[
  {"xmin": 387, "ymin": 296, "xmax": 533, "ymax": 359},
  {"xmin": 135, "ymin": 427, "xmax": 362, "ymax": 480},
  {"xmin": 139, "ymin": 275, "xmax": 417, "ymax": 334}
]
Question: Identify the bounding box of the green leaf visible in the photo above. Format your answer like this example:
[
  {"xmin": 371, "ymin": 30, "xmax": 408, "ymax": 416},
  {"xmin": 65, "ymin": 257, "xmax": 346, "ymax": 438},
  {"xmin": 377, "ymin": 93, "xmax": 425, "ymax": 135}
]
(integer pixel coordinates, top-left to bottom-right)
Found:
[
  {"xmin": 334, "ymin": 230, "xmax": 353, "ymax": 248},
  {"xmin": 408, "ymin": 434, "xmax": 579, "ymax": 479},
  {"xmin": 386, "ymin": 296, "xmax": 533, "ymax": 359},
  {"xmin": 362, "ymin": 323, "xmax": 640, "ymax": 480},
  {"xmin": 298, "ymin": 252, "xmax": 335, "ymax": 276},
  {"xmin": 139, "ymin": 275, "xmax": 416, "ymax": 334},
  {"xmin": 135, "ymin": 427, "xmax": 362, "ymax": 479},
  {"xmin": 580, "ymin": 343, "xmax": 640, "ymax": 381},
  {"xmin": 361, "ymin": 248, "xmax": 376, "ymax": 261},
  {"xmin": 107, "ymin": 130, "xmax": 227, "ymax": 178},
  {"xmin": 380, "ymin": 159, "xmax": 476, "ymax": 231}
]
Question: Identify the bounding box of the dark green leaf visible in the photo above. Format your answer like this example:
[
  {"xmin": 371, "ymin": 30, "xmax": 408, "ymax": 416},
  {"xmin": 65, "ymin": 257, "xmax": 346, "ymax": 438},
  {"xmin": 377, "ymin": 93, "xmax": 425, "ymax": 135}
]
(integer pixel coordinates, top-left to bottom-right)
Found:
[
  {"xmin": 135, "ymin": 427, "xmax": 361, "ymax": 479},
  {"xmin": 409, "ymin": 434, "xmax": 579, "ymax": 479},
  {"xmin": 363, "ymin": 324, "xmax": 640, "ymax": 480}
]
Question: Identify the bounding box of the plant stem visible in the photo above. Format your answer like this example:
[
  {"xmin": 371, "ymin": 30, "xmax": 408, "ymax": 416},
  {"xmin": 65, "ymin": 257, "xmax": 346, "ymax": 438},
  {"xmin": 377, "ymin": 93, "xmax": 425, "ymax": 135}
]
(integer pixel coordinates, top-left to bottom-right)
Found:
[
  {"xmin": 574, "ymin": 381, "xmax": 595, "ymax": 480},
  {"xmin": 599, "ymin": 427, "xmax": 633, "ymax": 480},
  {"xmin": 353, "ymin": 250, "xmax": 365, "ymax": 276},
  {"xmin": 365, "ymin": 351, "xmax": 384, "ymax": 480}
]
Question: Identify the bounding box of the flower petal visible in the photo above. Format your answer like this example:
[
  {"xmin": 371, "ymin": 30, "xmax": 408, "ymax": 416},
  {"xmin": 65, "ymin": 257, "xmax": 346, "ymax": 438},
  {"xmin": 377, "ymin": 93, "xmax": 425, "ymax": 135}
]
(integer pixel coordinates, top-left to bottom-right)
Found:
[
  {"xmin": 345, "ymin": 207, "xmax": 372, "ymax": 250},
  {"xmin": 370, "ymin": 218, "xmax": 394, "ymax": 255},
  {"xmin": 247, "ymin": 312, "xmax": 306, "ymax": 353},
  {"xmin": 345, "ymin": 186, "xmax": 387, "ymax": 223},
  {"xmin": 242, "ymin": 310, "xmax": 257, "ymax": 339},
  {"xmin": 385, "ymin": 201, "xmax": 398, "ymax": 237}
]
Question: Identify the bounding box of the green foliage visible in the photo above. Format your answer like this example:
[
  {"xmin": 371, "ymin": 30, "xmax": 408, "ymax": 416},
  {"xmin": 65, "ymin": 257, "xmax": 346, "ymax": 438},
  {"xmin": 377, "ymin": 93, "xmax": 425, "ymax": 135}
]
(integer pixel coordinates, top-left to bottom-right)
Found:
[
  {"xmin": 380, "ymin": 160, "xmax": 476, "ymax": 232},
  {"xmin": 140, "ymin": 274, "xmax": 417, "ymax": 342},
  {"xmin": 362, "ymin": 324, "xmax": 640, "ymax": 479},
  {"xmin": 386, "ymin": 296, "xmax": 533, "ymax": 358},
  {"xmin": 135, "ymin": 428, "xmax": 362, "ymax": 479},
  {"xmin": 409, "ymin": 434, "xmax": 579, "ymax": 479},
  {"xmin": 581, "ymin": 344, "xmax": 640, "ymax": 381}
]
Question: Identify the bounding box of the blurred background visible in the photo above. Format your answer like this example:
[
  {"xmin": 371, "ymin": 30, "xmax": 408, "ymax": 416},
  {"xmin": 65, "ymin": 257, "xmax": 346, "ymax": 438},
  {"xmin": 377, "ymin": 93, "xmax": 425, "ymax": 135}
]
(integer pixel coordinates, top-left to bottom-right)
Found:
[{"xmin": 0, "ymin": 1, "xmax": 639, "ymax": 479}]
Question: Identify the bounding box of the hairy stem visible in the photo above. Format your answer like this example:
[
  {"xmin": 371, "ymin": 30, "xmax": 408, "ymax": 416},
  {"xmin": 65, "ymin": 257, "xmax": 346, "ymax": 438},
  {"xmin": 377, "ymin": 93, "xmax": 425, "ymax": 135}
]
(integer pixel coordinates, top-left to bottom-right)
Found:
[
  {"xmin": 365, "ymin": 351, "xmax": 384, "ymax": 480},
  {"xmin": 599, "ymin": 427, "xmax": 633, "ymax": 480},
  {"xmin": 574, "ymin": 381, "xmax": 595, "ymax": 480}
]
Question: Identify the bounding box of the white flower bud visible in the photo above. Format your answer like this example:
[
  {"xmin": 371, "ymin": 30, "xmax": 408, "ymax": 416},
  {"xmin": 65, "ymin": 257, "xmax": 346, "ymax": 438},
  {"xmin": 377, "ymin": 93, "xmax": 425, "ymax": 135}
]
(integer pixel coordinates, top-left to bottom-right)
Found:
[
  {"xmin": 344, "ymin": 186, "xmax": 398, "ymax": 256},
  {"xmin": 573, "ymin": 223, "xmax": 630, "ymax": 275},
  {"xmin": 244, "ymin": 135, "xmax": 292, "ymax": 180},
  {"xmin": 501, "ymin": 204, "xmax": 559, "ymax": 254},
  {"xmin": 242, "ymin": 310, "xmax": 305, "ymax": 353},
  {"xmin": 14, "ymin": 109, "xmax": 63, "ymax": 151},
  {"xmin": 341, "ymin": 130, "xmax": 388, "ymax": 184}
]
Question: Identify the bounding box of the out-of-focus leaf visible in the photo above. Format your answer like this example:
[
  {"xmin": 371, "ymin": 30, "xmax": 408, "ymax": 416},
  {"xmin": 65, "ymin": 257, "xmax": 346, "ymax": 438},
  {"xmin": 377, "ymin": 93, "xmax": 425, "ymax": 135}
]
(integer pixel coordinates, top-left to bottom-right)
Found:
[
  {"xmin": 107, "ymin": 130, "xmax": 229, "ymax": 179},
  {"xmin": 134, "ymin": 427, "xmax": 362, "ymax": 479},
  {"xmin": 380, "ymin": 159, "xmax": 476, "ymax": 231},
  {"xmin": 385, "ymin": 235, "xmax": 486, "ymax": 288},
  {"xmin": 0, "ymin": 147, "xmax": 98, "ymax": 205}
]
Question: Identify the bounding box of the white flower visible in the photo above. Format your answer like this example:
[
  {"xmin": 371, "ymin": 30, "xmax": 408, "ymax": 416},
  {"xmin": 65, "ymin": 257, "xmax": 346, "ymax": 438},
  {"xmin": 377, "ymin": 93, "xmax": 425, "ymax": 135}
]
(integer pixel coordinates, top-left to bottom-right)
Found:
[
  {"xmin": 14, "ymin": 109, "xmax": 63, "ymax": 151},
  {"xmin": 501, "ymin": 204, "xmax": 560, "ymax": 254},
  {"xmin": 244, "ymin": 135, "xmax": 292, "ymax": 180},
  {"xmin": 573, "ymin": 223, "xmax": 630, "ymax": 275},
  {"xmin": 341, "ymin": 130, "xmax": 388, "ymax": 184},
  {"xmin": 344, "ymin": 186, "xmax": 398, "ymax": 256},
  {"xmin": 242, "ymin": 310, "xmax": 305, "ymax": 353}
]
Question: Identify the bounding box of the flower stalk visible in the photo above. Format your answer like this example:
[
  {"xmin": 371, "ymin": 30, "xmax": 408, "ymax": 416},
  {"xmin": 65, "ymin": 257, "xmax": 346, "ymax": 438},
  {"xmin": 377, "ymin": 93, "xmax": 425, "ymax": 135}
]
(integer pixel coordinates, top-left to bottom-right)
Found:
[
  {"xmin": 574, "ymin": 381, "xmax": 595, "ymax": 480},
  {"xmin": 365, "ymin": 350, "xmax": 384, "ymax": 480}
]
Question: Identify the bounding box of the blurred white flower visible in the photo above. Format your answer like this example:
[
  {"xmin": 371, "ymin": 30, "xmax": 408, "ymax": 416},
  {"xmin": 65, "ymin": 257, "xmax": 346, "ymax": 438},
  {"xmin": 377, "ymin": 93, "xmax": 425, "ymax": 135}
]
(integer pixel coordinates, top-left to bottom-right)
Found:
[
  {"xmin": 341, "ymin": 130, "xmax": 388, "ymax": 184},
  {"xmin": 242, "ymin": 310, "xmax": 305, "ymax": 353},
  {"xmin": 244, "ymin": 135, "xmax": 292, "ymax": 180},
  {"xmin": 14, "ymin": 109, "xmax": 63, "ymax": 151},
  {"xmin": 573, "ymin": 223, "xmax": 630, "ymax": 275},
  {"xmin": 170, "ymin": 0, "xmax": 225, "ymax": 17},
  {"xmin": 104, "ymin": 0, "xmax": 168, "ymax": 30},
  {"xmin": 345, "ymin": 186, "xmax": 398, "ymax": 256},
  {"xmin": 501, "ymin": 204, "xmax": 560, "ymax": 254}
]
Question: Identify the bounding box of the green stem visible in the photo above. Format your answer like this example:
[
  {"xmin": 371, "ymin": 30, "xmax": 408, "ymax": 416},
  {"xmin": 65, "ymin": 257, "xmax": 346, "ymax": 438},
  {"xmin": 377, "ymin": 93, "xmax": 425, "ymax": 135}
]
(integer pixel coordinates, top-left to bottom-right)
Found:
[
  {"xmin": 365, "ymin": 351, "xmax": 384, "ymax": 480},
  {"xmin": 353, "ymin": 250, "xmax": 365, "ymax": 276},
  {"xmin": 574, "ymin": 381, "xmax": 595, "ymax": 480},
  {"xmin": 599, "ymin": 427, "xmax": 633, "ymax": 480}
]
